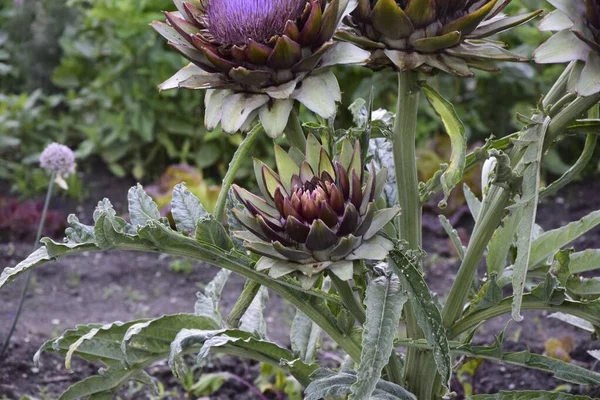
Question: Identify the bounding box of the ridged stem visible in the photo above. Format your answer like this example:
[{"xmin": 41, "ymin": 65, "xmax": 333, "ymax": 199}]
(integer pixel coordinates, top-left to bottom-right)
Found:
[
  {"xmin": 390, "ymin": 71, "xmax": 430, "ymax": 397},
  {"xmin": 441, "ymin": 185, "xmax": 511, "ymax": 329},
  {"xmin": 226, "ymin": 280, "xmax": 262, "ymax": 328},
  {"xmin": 542, "ymin": 61, "xmax": 576, "ymax": 110},
  {"xmin": 1, "ymin": 172, "xmax": 56, "ymax": 359},
  {"xmin": 214, "ymin": 124, "xmax": 264, "ymax": 222}
]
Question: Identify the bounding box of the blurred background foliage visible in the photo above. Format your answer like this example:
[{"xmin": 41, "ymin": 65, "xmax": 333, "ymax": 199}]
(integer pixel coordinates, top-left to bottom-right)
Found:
[{"xmin": 0, "ymin": 0, "xmax": 596, "ymax": 201}]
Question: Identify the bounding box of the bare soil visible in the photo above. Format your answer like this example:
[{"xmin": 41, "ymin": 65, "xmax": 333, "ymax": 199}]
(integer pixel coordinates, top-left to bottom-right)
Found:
[{"xmin": 1, "ymin": 171, "xmax": 600, "ymax": 399}]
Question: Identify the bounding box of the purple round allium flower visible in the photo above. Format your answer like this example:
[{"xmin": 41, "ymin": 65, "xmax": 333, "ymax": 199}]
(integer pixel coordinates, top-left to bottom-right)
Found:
[
  {"xmin": 208, "ymin": 0, "xmax": 305, "ymax": 46},
  {"xmin": 40, "ymin": 143, "xmax": 76, "ymax": 177}
]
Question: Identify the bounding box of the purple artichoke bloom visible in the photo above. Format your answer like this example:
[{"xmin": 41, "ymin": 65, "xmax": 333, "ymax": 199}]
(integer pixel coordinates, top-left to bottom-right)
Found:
[
  {"xmin": 40, "ymin": 143, "xmax": 76, "ymax": 178},
  {"xmin": 152, "ymin": 0, "xmax": 369, "ymax": 138}
]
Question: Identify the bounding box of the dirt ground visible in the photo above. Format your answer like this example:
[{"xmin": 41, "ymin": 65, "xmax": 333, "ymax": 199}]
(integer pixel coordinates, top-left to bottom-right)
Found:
[{"xmin": 1, "ymin": 172, "xmax": 600, "ymax": 399}]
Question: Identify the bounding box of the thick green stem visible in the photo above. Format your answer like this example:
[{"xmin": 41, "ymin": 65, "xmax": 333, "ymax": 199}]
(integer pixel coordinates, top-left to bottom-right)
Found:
[
  {"xmin": 390, "ymin": 70, "xmax": 430, "ymax": 397},
  {"xmin": 449, "ymin": 295, "xmax": 600, "ymax": 339},
  {"xmin": 226, "ymin": 280, "xmax": 262, "ymax": 328},
  {"xmin": 285, "ymin": 110, "xmax": 307, "ymax": 150},
  {"xmin": 330, "ymin": 274, "xmax": 366, "ymax": 324},
  {"xmin": 214, "ymin": 125, "xmax": 264, "ymax": 222},
  {"xmin": 442, "ymin": 185, "xmax": 511, "ymax": 328},
  {"xmin": 1, "ymin": 172, "xmax": 55, "ymax": 359},
  {"xmin": 542, "ymin": 61, "xmax": 576, "ymax": 110},
  {"xmin": 544, "ymin": 93, "xmax": 600, "ymax": 151}
]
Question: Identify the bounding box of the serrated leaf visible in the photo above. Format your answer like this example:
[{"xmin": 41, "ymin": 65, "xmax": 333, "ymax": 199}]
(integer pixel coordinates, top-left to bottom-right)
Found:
[
  {"xmin": 487, "ymin": 209, "xmax": 519, "ymax": 276},
  {"xmin": 529, "ymin": 210, "xmax": 600, "ymax": 270},
  {"xmin": 128, "ymin": 184, "xmax": 161, "ymax": 228},
  {"xmin": 420, "ymin": 82, "xmax": 467, "ymax": 208},
  {"xmin": 470, "ymin": 391, "xmax": 593, "ymax": 399},
  {"xmin": 291, "ymin": 310, "xmax": 322, "ymax": 363},
  {"xmin": 239, "ymin": 286, "xmax": 269, "ymax": 338},
  {"xmin": 121, "ymin": 314, "xmax": 220, "ymax": 366},
  {"xmin": 172, "ymin": 183, "xmax": 208, "ymax": 235},
  {"xmin": 350, "ymin": 273, "xmax": 407, "ymax": 400},
  {"xmin": 439, "ymin": 215, "xmax": 465, "ymax": 259},
  {"xmin": 512, "ymin": 117, "xmax": 550, "ymax": 321},
  {"xmin": 169, "ymin": 329, "xmax": 317, "ymax": 386},
  {"xmin": 389, "ymin": 250, "xmax": 452, "ymax": 388},
  {"xmin": 305, "ymin": 369, "xmax": 415, "ymax": 400},
  {"xmin": 195, "ymin": 269, "xmax": 232, "ymax": 326},
  {"xmin": 195, "ymin": 217, "xmax": 233, "ymax": 250}
]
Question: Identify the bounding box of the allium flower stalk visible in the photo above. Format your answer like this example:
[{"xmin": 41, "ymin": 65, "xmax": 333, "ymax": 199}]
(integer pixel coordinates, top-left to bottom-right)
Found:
[
  {"xmin": 152, "ymin": 0, "xmax": 369, "ymax": 138},
  {"xmin": 534, "ymin": 0, "xmax": 600, "ymax": 96},
  {"xmin": 232, "ymin": 134, "xmax": 400, "ymax": 288},
  {"xmin": 40, "ymin": 143, "xmax": 76, "ymax": 190},
  {"xmin": 339, "ymin": 0, "xmax": 541, "ymax": 75}
]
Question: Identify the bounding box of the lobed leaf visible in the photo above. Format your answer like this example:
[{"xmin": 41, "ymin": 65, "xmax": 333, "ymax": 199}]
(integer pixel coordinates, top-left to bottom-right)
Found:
[
  {"xmin": 291, "ymin": 310, "xmax": 322, "ymax": 363},
  {"xmin": 195, "ymin": 269, "xmax": 232, "ymax": 326},
  {"xmin": 350, "ymin": 273, "xmax": 407, "ymax": 400},
  {"xmin": 389, "ymin": 250, "xmax": 452, "ymax": 388},
  {"xmin": 171, "ymin": 183, "xmax": 208, "ymax": 235},
  {"xmin": 128, "ymin": 184, "xmax": 161, "ymax": 228},
  {"xmin": 239, "ymin": 286, "xmax": 269, "ymax": 338}
]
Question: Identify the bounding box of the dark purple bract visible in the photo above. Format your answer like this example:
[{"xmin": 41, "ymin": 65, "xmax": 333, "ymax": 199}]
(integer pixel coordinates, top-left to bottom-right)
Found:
[{"xmin": 207, "ymin": 0, "xmax": 306, "ymax": 45}]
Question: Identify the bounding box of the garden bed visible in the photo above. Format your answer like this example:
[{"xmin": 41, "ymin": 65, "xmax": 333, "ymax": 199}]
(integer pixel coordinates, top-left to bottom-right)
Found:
[{"xmin": 1, "ymin": 175, "xmax": 600, "ymax": 399}]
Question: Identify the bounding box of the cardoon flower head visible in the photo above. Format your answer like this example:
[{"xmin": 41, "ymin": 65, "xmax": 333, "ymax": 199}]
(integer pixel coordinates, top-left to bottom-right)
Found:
[
  {"xmin": 207, "ymin": 0, "xmax": 305, "ymax": 45},
  {"xmin": 534, "ymin": 0, "xmax": 600, "ymax": 96},
  {"xmin": 340, "ymin": 0, "xmax": 541, "ymax": 75},
  {"xmin": 231, "ymin": 134, "xmax": 399, "ymax": 287},
  {"xmin": 152, "ymin": 0, "xmax": 369, "ymax": 138},
  {"xmin": 40, "ymin": 143, "xmax": 76, "ymax": 178}
]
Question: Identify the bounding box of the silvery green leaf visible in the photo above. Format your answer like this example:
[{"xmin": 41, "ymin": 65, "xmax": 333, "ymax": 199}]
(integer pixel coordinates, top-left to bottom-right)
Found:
[
  {"xmin": 171, "ymin": 183, "xmax": 208, "ymax": 236},
  {"xmin": 204, "ymin": 89, "xmax": 231, "ymax": 131},
  {"xmin": 512, "ymin": 117, "xmax": 550, "ymax": 321},
  {"xmin": 239, "ymin": 286, "xmax": 269, "ymax": 338},
  {"xmin": 463, "ymin": 183, "xmax": 482, "ymax": 221},
  {"xmin": 120, "ymin": 314, "xmax": 219, "ymax": 367},
  {"xmin": 128, "ymin": 184, "xmax": 160, "ymax": 229},
  {"xmin": 369, "ymin": 138, "xmax": 397, "ymax": 206},
  {"xmin": 529, "ymin": 209, "xmax": 600, "ymax": 270},
  {"xmin": 548, "ymin": 312, "xmax": 595, "ymax": 333},
  {"xmin": 58, "ymin": 368, "xmax": 155, "ymax": 400},
  {"xmin": 420, "ymin": 82, "xmax": 467, "ymax": 209},
  {"xmin": 305, "ymin": 369, "xmax": 415, "ymax": 400},
  {"xmin": 389, "ymin": 250, "xmax": 452, "ymax": 389},
  {"xmin": 318, "ymin": 42, "xmax": 370, "ymax": 69},
  {"xmin": 487, "ymin": 209, "xmax": 519, "ymax": 276},
  {"xmin": 195, "ymin": 269, "xmax": 232, "ymax": 326},
  {"xmin": 347, "ymin": 236, "xmax": 393, "ymax": 261},
  {"xmin": 568, "ymin": 249, "xmax": 600, "ymax": 274},
  {"xmin": 291, "ymin": 311, "xmax": 321, "ymax": 363},
  {"xmin": 349, "ymin": 274, "xmax": 407, "ymax": 400},
  {"xmin": 168, "ymin": 328, "xmax": 226, "ymax": 379},
  {"xmin": 195, "ymin": 217, "xmax": 233, "ymax": 250},
  {"xmin": 93, "ymin": 198, "xmax": 116, "ymax": 222},
  {"xmin": 470, "ymin": 391, "xmax": 593, "ymax": 399},
  {"xmin": 534, "ymin": 30, "xmax": 590, "ymax": 64},
  {"xmin": 439, "ymin": 215, "xmax": 465, "ymax": 260},
  {"xmin": 328, "ymin": 260, "xmax": 354, "ymax": 281},
  {"xmin": 65, "ymin": 214, "xmax": 95, "ymax": 243},
  {"xmin": 348, "ymin": 98, "xmax": 368, "ymax": 128}
]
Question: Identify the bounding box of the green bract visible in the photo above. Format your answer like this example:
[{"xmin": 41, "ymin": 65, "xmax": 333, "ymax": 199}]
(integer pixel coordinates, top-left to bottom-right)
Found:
[
  {"xmin": 534, "ymin": 0, "xmax": 600, "ymax": 96},
  {"xmin": 152, "ymin": 0, "xmax": 370, "ymax": 138},
  {"xmin": 339, "ymin": 0, "xmax": 541, "ymax": 75},
  {"xmin": 232, "ymin": 135, "xmax": 400, "ymax": 286}
]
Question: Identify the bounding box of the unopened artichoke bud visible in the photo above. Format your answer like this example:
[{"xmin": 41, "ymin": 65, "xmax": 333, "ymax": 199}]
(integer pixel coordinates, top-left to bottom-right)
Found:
[
  {"xmin": 535, "ymin": 0, "xmax": 600, "ymax": 96},
  {"xmin": 152, "ymin": 0, "xmax": 370, "ymax": 138},
  {"xmin": 340, "ymin": 0, "xmax": 541, "ymax": 75},
  {"xmin": 40, "ymin": 143, "xmax": 76, "ymax": 190},
  {"xmin": 232, "ymin": 134, "xmax": 400, "ymax": 285}
]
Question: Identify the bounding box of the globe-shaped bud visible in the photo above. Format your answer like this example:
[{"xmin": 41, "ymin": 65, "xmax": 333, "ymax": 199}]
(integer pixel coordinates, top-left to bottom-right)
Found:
[
  {"xmin": 232, "ymin": 134, "xmax": 400, "ymax": 286},
  {"xmin": 340, "ymin": 0, "xmax": 541, "ymax": 75},
  {"xmin": 152, "ymin": 0, "xmax": 369, "ymax": 137}
]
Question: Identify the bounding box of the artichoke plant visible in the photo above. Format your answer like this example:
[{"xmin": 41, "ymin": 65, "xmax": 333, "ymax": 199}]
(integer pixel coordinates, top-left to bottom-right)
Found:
[
  {"xmin": 152, "ymin": 0, "xmax": 369, "ymax": 138},
  {"xmin": 339, "ymin": 0, "xmax": 541, "ymax": 75},
  {"xmin": 534, "ymin": 0, "xmax": 600, "ymax": 96},
  {"xmin": 232, "ymin": 135, "xmax": 400, "ymax": 286}
]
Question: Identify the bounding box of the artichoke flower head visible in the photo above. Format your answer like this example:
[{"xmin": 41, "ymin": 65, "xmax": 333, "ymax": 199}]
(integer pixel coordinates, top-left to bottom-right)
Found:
[
  {"xmin": 232, "ymin": 134, "xmax": 400, "ymax": 287},
  {"xmin": 535, "ymin": 0, "xmax": 600, "ymax": 96},
  {"xmin": 340, "ymin": 0, "xmax": 541, "ymax": 75},
  {"xmin": 152, "ymin": 0, "xmax": 370, "ymax": 138}
]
